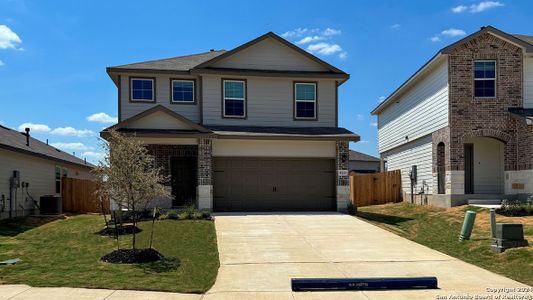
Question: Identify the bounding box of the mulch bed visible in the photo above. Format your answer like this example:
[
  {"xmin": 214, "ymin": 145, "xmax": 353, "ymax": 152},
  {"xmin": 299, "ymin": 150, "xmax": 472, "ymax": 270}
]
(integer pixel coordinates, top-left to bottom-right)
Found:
[
  {"xmin": 97, "ymin": 225, "xmax": 141, "ymax": 236},
  {"xmin": 496, "ymin": 209, "xmax": 533, "ymax": 217},
  {"xmin": 101, "ymin": 248, "xmax": 163, "ymax": 264}
]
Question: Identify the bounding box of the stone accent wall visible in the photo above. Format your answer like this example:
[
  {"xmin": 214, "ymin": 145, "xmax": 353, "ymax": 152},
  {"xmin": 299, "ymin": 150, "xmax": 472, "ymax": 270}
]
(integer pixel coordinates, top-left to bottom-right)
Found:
[
  {"xmin": 335, "ymin": 141, "xmax": 349, "ymax": 186},
  {"xmin": 335, "ymin": 140, "xmax": 349, "ymax": 211},
  {"xmin": 197, "ymin": 139, "xmax": 213, "ymax": 186},
  {"xmin": 146, "ymin": 144, "xmax": 197, "ymax": 183},
  {"xmin": 197, "ymin": 138, "xmax": 213, "ymax": 210},
  {"xmin": 447, "ymin": 32, "xmax": 530, "ymax": 172}
]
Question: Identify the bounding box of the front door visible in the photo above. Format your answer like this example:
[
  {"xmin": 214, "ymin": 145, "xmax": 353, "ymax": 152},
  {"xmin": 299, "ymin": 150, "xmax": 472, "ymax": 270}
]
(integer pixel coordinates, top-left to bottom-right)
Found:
[
  {"xmin": 464, "ymin": 143, "xmax": 474, "ymax": 194},
  {"xmin": 170, "ymin": 157, "xmax": 197, "ymax": 207}
]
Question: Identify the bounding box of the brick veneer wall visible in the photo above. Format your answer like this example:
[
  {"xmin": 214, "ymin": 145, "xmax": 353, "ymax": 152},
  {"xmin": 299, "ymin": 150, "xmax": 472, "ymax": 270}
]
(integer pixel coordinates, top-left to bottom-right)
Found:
[
  {"xmin": 446, "ymin": 32, "xmax": 532, "ymax": 172},
  {"xmin": 146, "ymin": 144, "xmax": 197, "ymax": 184}
]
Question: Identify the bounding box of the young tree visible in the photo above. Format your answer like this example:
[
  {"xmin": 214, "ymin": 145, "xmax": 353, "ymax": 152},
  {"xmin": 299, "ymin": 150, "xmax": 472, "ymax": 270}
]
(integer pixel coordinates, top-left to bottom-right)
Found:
[
  {"xmin": 92, "ymin": 167, "xmax": 110, "ymax": 232},
  {"xmin": 95, "ymin": 130, "xmax": 170, "ymax": 252}
]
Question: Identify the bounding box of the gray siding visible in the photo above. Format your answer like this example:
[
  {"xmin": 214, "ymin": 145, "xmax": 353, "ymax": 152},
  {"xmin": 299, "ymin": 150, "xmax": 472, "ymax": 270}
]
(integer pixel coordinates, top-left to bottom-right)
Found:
[
  {"xmin": 377, "ymin": 58, "xmax": 449, "ymax": 153},
  {"xmin": 120, "ymin": 73, "xmax": 200, "ymax": 122},
  {"xmin": 211, "ymin": 38, "xmax": 329, "ymax": 71},
  {"xmin": 383, "ymin": 135, "xmax": 433, "ymax": 194},
  {"xmin": 202, "ymin": 75, "xmax": 336, "ymax": 127},
  {"xmin": 349, "ymin": 161, "xmax": 380, "ymax": 172}
]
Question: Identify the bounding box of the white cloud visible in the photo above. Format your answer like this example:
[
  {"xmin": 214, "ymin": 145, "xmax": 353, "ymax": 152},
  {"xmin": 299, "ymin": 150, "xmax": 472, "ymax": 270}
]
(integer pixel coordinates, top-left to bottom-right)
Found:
[
  {"xmin": 50, "ymin": 127, "xmax": 94, "ymax": 137},
  {"xmin": 323, "ymin": 28, "xmax": 341, "ymax": 36},
  {"xmin": 295, "ymin": 35, "xmax": 322, "ymax": 45},
  {"xmin": 0, "ymin": 25, "xmax": 22, "ymax": 50},
  {"xmin": 50, "ymin": 142, "xmax": 92, "ymax": 151},
  {"xmin": 431, "ymin": 28, "xmax": 466, "ymax": 43},
  {"xmin": 470, "ymin": 1, "xmax": 504, "ymax": 13},
  {"xmin": 87, "ymin": 112, "xmax": 117, "ymax": 124},
  {"xmin": 452, "ymin": 1, "xmax": 504, "ymax": 13},
  {"xmin": 359, "ymin": 140, "xmax": 369, "ymax": 144},
  {"xmin": 284, "ymin": 27, "xmax": 346, "ymax": 58},
  {"xmin": 82, "ymin": 151, "xmax": 106, "ymax": 162},
  {"xmin": 451, "ymin": 5, "xmax": 468, "ymax": 13},
  {"xmin": 18, "ymin": 122, "xmax": 51, "ymax": 133},
  {"xmin": 390, "ymin": 24, "xmax": 401, "ymax": 30},
  {"xmin": 282, "ymin": 28, "xmax": 317, "ymax": 38},
  {"xmin": 307, "ymin": 42, "xmax": 342, "ymax": 55},
  {"xmin": 378, "ymin": 96, "xmax": 386, "ymax": 102},
  {"xmin": 441, "ymin": 28, "xmax": 466, "ymax": 37},
  {"xmin": 370, "ymin": 122, "xmax": 378, "ymax": 127},
  {"xmin": 356, "ymin": 114, "xmax": 365, "ymax": 121},
  {"xmin": 0, "ymin": 60, "xmax": 4, "ymax": 66}
]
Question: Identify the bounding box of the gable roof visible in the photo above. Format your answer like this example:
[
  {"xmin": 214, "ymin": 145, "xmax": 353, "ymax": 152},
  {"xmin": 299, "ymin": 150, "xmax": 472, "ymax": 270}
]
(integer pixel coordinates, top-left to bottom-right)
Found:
[
  {"xmin": 372, "ymin": 26, "xmax": 533, "ymax": 115},
  {"xmin": 103, "ymin": 105, "xmax": 212, "ymax": 133},
  {"xmin": 349, "ymin": 150, "xmax": 380, "ymax": 162},
  {"xmin": 0, "ymin": 125, "xmax": 93, "ymax": 169},
  {"xmin": 106, "ymin": 32, "xmax": 349, "ymax": 83},
  {"xmin": 194, "ymin": 32, "xmax": 347, "ymax": 75},
  {"xmin": 107, "ymin": 50, "xmax": 227, "ymax": 73}
]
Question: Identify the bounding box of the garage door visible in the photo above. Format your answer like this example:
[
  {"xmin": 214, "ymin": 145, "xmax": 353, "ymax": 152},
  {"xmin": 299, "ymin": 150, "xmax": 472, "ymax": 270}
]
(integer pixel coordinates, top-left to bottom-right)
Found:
[{"xmin": 213, "ymin": 158, "xmax": 335, "ymax": 212}]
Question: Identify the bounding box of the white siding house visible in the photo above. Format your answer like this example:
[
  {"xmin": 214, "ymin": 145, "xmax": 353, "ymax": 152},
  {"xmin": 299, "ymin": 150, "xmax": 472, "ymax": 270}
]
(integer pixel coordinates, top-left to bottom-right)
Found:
[{"xmin": 377, "ymin": 56, "xmax": 449, "ymax": 195}]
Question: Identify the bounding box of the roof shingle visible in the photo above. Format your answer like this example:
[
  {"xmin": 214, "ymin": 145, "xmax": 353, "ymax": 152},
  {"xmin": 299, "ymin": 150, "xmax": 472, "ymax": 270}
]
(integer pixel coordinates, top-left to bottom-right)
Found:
[
  {"xmin": 107, "ymin": 50, "xmax": 226, "ymax": 72},
  {"xmin": 0, "ymin": 125, "xmax": 93, "ymax": 168}
]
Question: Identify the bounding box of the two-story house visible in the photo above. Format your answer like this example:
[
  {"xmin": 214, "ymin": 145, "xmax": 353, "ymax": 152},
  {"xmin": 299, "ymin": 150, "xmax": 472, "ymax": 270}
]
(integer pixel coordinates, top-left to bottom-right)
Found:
[
  {"xmin": 101, "ymin": 32, "xmax": 359, "ymax": 212},
  {"xmin": 372, "ymin": 26, "xmax": 533, "ymax": 207}
]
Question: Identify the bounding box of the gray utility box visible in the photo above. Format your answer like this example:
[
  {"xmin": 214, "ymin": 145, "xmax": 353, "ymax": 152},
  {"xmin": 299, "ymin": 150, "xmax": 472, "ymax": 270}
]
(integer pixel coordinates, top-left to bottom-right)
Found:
[{"xmin": 491, "ymin": 223, "xmax": 528, "ymax": 253}]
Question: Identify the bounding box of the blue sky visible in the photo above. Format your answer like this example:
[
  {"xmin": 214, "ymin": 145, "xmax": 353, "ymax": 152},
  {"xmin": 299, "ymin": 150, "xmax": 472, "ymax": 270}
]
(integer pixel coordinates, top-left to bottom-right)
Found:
[{"xmin": 1, "ymin": 0, "xmax": 531, "ymax": 163}]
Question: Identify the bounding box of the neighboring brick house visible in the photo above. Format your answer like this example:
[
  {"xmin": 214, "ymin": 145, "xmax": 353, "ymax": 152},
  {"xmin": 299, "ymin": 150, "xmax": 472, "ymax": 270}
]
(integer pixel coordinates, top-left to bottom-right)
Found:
[
  {"xmin": 372, "ymin": 26, "xmax": 533, "ymax": 207},
  {"xmin": 101, "ymin": 32, "xmax": 359, "ymax": 212}
]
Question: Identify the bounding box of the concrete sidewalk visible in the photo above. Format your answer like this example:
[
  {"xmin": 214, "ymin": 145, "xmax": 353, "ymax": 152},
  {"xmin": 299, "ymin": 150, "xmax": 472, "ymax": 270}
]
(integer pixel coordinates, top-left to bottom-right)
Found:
[{"xmin": 0, "ymin": 285, "xmax": 200, "ymax": 300}]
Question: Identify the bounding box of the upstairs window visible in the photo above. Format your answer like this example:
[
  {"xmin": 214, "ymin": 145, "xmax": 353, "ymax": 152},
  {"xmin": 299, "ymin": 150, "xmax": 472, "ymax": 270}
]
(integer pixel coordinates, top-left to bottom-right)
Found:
[
  {"xmin": 171, "ymin": 80, "xmax": 195, "ymax": 103},
  {"xmin": 130, "ymin": 78, "xmax": 154, "ymax": 102},
  {"xmin": 474, "ymin": 61, "xmax": 496, "ymax": 98},
  {"xmin": 294, "ymin": 82, "xmax": 317, "ymax": 119},
  {"xmin": 223, "ymin": 80, "xmax": 246, "ymax": 118}
]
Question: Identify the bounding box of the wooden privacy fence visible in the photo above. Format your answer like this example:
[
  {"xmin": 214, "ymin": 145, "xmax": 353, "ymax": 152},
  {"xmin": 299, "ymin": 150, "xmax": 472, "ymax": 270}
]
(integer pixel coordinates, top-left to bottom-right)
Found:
[
  {"xmin": 349, "ymin": 170, "xmax": 402, "ymax": 207},
  {"xmin": 61, "ymin": 177, "xmax": 109, "ymax": 213}
]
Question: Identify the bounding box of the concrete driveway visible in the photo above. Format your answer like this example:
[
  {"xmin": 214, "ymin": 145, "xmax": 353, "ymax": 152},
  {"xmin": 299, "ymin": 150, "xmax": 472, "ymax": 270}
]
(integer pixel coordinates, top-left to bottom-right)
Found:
[{"xmin": 205, "ymin": 212, "xmax": 530, "ymax": 299}]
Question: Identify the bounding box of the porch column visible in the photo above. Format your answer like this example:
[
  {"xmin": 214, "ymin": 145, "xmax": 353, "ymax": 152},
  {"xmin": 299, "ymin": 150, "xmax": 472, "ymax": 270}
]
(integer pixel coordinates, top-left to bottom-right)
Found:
[
  {"xmin": 197, "ymin": 138, "xmax": 213, "ymax": 211},
  {"xmin": 336, "ymin": 140, "xmax": 350, "ymax": 212}
]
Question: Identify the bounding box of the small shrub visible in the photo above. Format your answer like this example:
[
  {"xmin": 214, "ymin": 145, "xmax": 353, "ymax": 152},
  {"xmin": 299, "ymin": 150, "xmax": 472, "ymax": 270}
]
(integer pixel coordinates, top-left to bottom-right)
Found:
[
  {"xmin": 200, "ymin": 210, "xmax": 211, "ymax": 219},
  {"xmin": 496, "ymin": 199, "xmax": 533, "ymax": 217},
  {"xmin": 166, "ymin": 210, "xmax": 179, "ymax": 220},
  {"xmin": 178, "ymin": 212, "xmax": 190, "ymax": 220},
  {"xmin": 179, "ymin": 205, "xmax": 196, "ymax": 219},
  {"xmin": 347, "ymin": 202, "xmax": 357, "ymax": 215}
]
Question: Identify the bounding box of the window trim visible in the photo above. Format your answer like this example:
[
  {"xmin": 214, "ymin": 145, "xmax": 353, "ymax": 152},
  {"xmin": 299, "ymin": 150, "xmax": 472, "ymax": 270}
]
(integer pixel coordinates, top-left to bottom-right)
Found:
[
  {"xmin": 129, "ymin": 77, "xmax": 156, "ymax": 102},
  {"xmin": 55, "ymin": 165, "xmax": 61, "ymax": 194},
  {"xmin": 170, "ymin": 78, "xmax": 196, "ymax": 105},
  {"xmin": 473, "ymin": 60, "xmax": 497, "ymax": 99},
  {"xmin": 222, "ymin": 78, "xmax": 247, "ymax": 119},
  {"xmin": 293, "ymin": 81, "xmax": 318, "ymax": 120}
]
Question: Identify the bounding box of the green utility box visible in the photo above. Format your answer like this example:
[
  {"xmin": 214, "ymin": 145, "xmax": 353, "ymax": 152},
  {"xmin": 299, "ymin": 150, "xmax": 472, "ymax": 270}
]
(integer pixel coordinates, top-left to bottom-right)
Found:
[
  {"xmin": 491, "ymin": 223, "xmax": 529, "ymax": 253},
  {"xmin": 459, "ymin": 210, "xmax": 476, "ymax": 241}
]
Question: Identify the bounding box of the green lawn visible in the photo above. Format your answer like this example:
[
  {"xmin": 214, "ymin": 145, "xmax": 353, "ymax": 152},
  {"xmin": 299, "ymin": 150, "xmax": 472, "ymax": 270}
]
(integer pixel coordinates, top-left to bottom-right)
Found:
[
  {"xmin": 0, "ymin": 214, "xmax": 219, "ymax": 293},
  {"xmin": 356, "ymin": 203, "xmax": 533, "ymax": 286}
]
